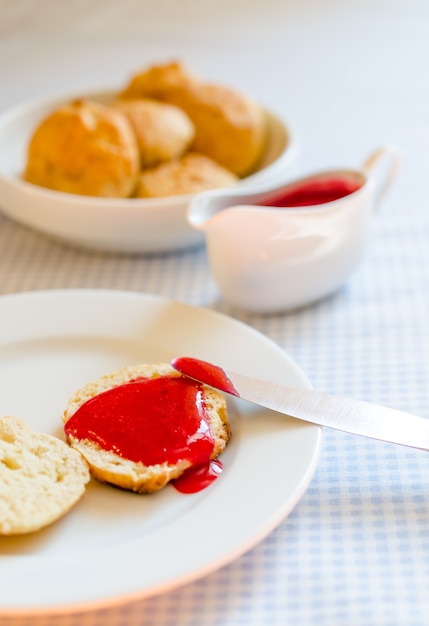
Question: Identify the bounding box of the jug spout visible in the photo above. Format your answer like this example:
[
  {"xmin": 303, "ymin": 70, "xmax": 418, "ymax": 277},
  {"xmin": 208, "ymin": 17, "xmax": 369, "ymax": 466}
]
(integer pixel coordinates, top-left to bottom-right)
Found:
[
  {"xmin": 187, "ymin": 143, "xmax": 402, "ymax": 233},
  {"xmin": 188, "ymin": 186, "xmax": 272, "ymax": 230}
]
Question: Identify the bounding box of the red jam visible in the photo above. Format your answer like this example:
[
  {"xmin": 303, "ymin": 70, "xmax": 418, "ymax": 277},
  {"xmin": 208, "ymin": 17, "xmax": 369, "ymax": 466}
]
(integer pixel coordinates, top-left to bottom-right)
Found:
[
  {"xmin": 173, "ymin": 458, "xmax": 223, "ymax": 494},
  {"xmin": 64, "ymin": 376, "xmax": 222, "ymax": 492},
  {"xmin": 264, "ymin": 176, "xmax": 362, "ymax": 207},
  {"xmin": 171, "ymin": 357, "xmax": 239, "ymax": 396}
]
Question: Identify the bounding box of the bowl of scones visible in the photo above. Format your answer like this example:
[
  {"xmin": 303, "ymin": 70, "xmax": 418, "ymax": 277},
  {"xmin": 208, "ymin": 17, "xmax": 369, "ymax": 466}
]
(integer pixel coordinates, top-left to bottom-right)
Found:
[{"xmin": 0, "ymin": 61, "xmax": 296, "ymax": 253}]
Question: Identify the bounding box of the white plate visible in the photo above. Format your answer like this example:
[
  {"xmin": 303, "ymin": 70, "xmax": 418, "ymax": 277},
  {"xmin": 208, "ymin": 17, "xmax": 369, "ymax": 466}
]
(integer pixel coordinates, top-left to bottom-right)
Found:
[
  {"xmin": 0, "ymin": 289, "xmax": 321, "ymax": 615},
  {"xmin": 0, "ymin": 90, "xmax": 296, "ymax": 254}
]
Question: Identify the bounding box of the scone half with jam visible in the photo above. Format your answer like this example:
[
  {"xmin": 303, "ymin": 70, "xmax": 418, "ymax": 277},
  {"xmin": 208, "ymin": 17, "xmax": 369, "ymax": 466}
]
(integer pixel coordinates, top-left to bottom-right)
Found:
[{"xmin": 62, "ymin": 363, "xmax": 230, "ymax": 494}]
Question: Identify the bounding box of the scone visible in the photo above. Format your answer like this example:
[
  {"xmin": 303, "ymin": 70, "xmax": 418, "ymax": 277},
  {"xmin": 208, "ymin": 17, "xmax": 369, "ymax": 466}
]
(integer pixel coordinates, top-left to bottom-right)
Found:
[
  {"xmin": 165, "ymin": 81, "xmax": 267, "ymax": 177},
  {"xmin": 120, "ymin": 61, "xmax": 267, "ymax": 176},
  {"xmin": 136, "ymin": 152, "xmax": 238, "ymax": 198},
  {"xmin": 62, "ymin": 363, "xmax": 231, "ymax": 494},
  {"xmin": 120, "ymin": 60, "xmax": 196, "ymax": 101},
  {"xmin": 113, "ymin": 98, "xmax": 195, "ymax": 167},
  {"xmin": 24, "ymin": 99, "xmax": 140, "ymax": 197},
  {"xmin": 0, "ymin": 416, "xmax": 90, "ymax": 535}
]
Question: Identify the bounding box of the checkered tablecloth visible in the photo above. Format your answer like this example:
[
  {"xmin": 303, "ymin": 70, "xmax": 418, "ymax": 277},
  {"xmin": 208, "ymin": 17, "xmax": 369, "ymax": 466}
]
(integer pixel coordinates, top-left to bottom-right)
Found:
[{"xmin": 1, "ymin": 1, "xmax": 429, "ymax": 624}]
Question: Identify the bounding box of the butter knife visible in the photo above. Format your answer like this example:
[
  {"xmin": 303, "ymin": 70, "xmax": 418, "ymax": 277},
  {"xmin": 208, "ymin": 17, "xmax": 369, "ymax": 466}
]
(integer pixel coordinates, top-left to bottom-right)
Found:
[{"xmin": 171, "ymin": 356, "xmax": 429, "ymax": 451}]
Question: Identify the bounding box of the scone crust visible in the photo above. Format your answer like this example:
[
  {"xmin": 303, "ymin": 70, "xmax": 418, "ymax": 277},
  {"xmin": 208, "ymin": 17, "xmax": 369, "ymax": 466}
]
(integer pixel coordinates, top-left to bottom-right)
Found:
[
  {"xmin": 24, "ymin": 99, "xmax": 140, "ymax": 197},
  {"xmin": 120, "ymin": 61, "xmax": 196, "ymax": 101},
  {"xmin": 136, "ymin": 152, "xmax": 238, "ymax": 198},
  {"xmin": 63, "ymin": 363, "xmax": 230, "ymax": 493},
  {"xmin": 0, "ymin": 416, "xmax": 90, "ymax": 535}
]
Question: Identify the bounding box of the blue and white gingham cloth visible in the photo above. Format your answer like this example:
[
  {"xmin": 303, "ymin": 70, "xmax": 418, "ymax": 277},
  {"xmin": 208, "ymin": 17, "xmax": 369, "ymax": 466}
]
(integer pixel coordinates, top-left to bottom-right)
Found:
[{"xmin": 2, "ymin": 1, "xmax": 429, "ymax": 624}]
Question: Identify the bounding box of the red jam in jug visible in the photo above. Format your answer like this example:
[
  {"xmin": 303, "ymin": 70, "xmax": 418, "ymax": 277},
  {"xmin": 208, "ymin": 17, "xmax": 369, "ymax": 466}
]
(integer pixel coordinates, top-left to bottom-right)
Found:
[{"xmin": 264, "ymin": 175, "xmax": 362, "ymax": 208}]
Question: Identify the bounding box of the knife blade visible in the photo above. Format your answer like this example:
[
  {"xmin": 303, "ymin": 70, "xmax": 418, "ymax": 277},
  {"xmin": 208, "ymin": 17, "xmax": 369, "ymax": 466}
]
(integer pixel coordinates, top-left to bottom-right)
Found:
[{"xmin": 171, "ymin": 356, "xmax": 429, "ymax": 451}]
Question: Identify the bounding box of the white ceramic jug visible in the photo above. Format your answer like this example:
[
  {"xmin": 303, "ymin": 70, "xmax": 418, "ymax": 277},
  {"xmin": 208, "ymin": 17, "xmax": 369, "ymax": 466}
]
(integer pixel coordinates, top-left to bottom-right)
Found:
[{"xmin": 188, "ymin": 145, "xmax": 401, "ymax": 313}]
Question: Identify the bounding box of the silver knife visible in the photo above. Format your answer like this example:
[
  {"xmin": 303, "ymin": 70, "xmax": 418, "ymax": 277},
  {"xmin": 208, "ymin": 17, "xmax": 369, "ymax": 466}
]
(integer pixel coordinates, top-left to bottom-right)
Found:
[{"xmin": 171, "ymin": 356, "xmax": 429, "ymax": 451}]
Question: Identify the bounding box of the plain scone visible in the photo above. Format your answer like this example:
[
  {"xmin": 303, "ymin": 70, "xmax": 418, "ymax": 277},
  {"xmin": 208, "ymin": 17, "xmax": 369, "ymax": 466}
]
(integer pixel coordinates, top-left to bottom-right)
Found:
[
  {"xmin": 62, "ymin": 363, "xmax": 231, "ymax": 494},
  {"xmin": 136, "ymin": 152, "xmax": 238, "ymax": 198},
  {"xmin": 0, "ymin": 416, "xmax": 90, "ymax": 535},
  {"xmin": 24, "ymin": 99, "xmax": 140, "ymax": 197},
  {"xmin": 113, "ymin": 98, "xmax": 195, "ymax": 168}
]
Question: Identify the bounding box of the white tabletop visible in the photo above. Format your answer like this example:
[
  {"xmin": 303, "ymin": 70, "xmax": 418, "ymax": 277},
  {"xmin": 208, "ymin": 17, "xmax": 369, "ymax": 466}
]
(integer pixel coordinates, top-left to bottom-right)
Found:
[{"xmin": 1, "ymin": 1, "xmax": 429, "ymax": 624}]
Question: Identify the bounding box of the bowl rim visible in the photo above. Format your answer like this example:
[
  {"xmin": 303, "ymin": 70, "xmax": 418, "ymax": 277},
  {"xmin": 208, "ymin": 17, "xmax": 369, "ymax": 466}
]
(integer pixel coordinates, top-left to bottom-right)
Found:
[{"xmin": 0, "ymin": 86, "xmax": 297, "ymax": 210}]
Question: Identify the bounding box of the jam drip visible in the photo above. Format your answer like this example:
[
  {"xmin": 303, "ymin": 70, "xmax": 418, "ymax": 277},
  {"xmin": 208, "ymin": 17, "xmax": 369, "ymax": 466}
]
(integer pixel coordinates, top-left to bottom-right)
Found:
[{"xmin": 173, "ymin": 458, "xmax": 223, "ymax": 494}]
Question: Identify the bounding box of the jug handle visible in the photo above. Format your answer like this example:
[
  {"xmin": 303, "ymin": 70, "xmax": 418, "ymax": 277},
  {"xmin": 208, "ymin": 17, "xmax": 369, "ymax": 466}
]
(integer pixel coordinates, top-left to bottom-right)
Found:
[{"xmin": 362, "ymin": 144, "xmax": 401, "ymax": 211}]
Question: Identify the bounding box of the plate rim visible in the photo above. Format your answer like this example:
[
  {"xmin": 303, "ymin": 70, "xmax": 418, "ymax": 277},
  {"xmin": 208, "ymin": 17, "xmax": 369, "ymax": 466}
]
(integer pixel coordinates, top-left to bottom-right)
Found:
[{"xmin": 0, "ymin": 289, "xmax": 322, "ymax": 616}]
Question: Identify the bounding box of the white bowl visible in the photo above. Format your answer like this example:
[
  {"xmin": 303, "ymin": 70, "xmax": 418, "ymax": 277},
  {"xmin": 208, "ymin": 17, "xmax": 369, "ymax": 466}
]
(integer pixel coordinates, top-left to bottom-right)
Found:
[{"xmin": 0, "ymin": 90, "xmax": 297, "ymax": 254}]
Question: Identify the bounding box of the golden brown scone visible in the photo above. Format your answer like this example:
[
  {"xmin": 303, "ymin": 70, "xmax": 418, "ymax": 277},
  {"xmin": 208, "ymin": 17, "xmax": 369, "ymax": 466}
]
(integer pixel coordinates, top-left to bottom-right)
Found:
[
  {"xmin": 24, "ymin": 99, "xmax": 140, "ymax": 197},
  {"xmin": 166, "ymin": 82, "xmax": 267, "ymax": 177},
  {"xmin": 120, "ymin": 60, "xmax": 196, "ymax": 101},
  {"xmin": 62, "ymin": 363, "xmax": 231, "ymax": 494},
  {"xmin": 136, "ymin": 152, "xmax": 238, "ymax": 198},
  {"xmin": 120, "ymin": 61, "xmax": 267, "ymax": 177},
  {"xmin": 0, "ymin": 416, "xmax": 90, "ymax": 535},
  {"xmin": 112, "ymin": 98, "xmax": 195, "ymax": 168}
]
